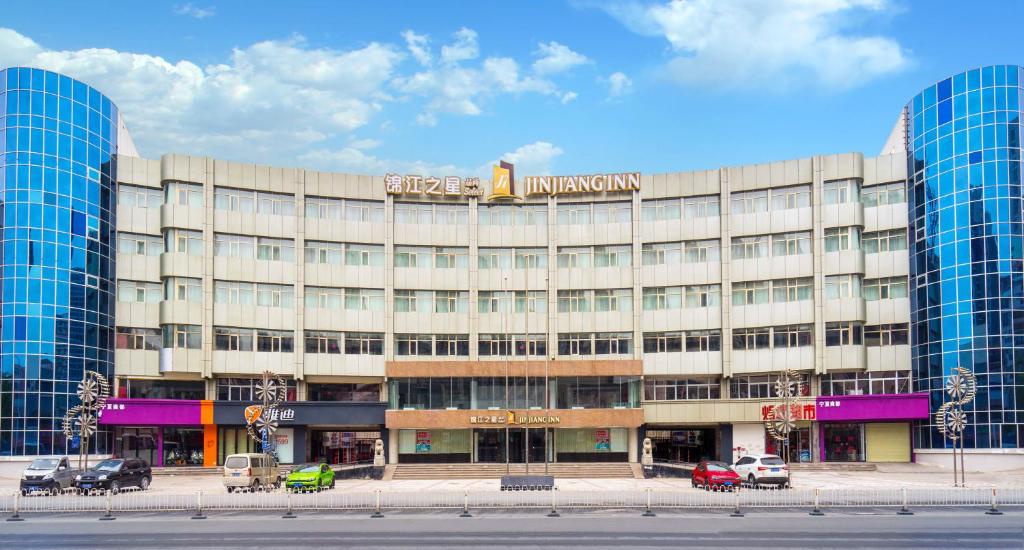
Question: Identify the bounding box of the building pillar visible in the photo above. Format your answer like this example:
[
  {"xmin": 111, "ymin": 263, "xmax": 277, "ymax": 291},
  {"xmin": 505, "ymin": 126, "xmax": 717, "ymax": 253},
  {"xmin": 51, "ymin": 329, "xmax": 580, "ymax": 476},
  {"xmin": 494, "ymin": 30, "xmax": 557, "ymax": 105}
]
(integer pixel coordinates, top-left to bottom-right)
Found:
[
  {"xmin": 627, "ymin": 427, "xmax": 638, "ymax": 462},
  {"xmin": 388, "ymin": 429, "xmax": 399, "ymax": 464}
]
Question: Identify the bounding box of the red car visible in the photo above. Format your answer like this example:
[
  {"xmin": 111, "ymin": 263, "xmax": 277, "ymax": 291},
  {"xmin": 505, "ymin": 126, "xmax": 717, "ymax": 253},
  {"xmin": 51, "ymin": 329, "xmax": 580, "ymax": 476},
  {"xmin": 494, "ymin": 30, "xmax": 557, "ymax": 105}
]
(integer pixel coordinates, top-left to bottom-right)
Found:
[{"xmin": 691, "ymin": 460, "xmax": 741, "ymax": 491}]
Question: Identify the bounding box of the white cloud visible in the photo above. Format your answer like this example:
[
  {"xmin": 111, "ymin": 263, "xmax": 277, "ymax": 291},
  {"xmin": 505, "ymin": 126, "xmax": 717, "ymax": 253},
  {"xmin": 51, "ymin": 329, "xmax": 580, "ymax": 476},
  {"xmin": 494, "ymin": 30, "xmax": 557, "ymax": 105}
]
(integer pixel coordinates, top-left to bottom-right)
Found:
[
  {"xmin": 561, "ymin": 91, "xmax": 578, "ymax": 104},
  {"xmin": 174, "ymin": 3, "xmax": 215, "ymax": 19},
  {"xmin": 0, "ymin": 28, "xmax": 403, "ymax": 163},
  {"xmin": 347, "ymin": 137, "xmax": 381, "ymax": 150},
  {"xmin": 532, "ymin": 41, "xmax": 590, "ymax": 75},
  {"xmin": 603, "ymin": 0, "xmax": 908, "ymax": 90},
  {"xmin": 440, "ymin": 28, "xmax": 479, "ymax": 64},
  {"xmin": 490, "ymin": 141, "xmax": 564, "ymax": 176},
  {"xmin": 402, "ymin": 30, "xmax": 432, "ymax": 66},
  {"xmin": 606, "ymin": 72, "xmax": 633, "ymax": 97}
]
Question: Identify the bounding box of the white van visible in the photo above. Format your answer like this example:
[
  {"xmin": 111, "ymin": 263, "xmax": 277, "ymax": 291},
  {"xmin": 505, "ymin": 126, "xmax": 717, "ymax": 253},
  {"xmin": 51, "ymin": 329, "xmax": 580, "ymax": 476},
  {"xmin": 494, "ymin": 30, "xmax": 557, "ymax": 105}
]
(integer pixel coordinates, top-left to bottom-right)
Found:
[{"xmin": 223, "ymin": 453, "xmax": 280, "ymax": 492}]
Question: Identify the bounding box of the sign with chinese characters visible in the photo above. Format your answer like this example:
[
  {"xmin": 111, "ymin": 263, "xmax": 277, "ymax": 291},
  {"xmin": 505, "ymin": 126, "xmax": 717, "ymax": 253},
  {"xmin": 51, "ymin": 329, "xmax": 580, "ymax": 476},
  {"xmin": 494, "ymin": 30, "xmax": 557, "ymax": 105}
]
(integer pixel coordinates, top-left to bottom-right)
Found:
[
  {"xmin": 415, "ymin": 430, "xmax": 431, "ymax": 452},
  {"xmin": 385, "ymin": 173, "xmax": 483, "ymax": 198},
  {"xmin": 761, "ymin": 403, "xmax": 816, "ymax": 422},
  {"xmin": 469, "ymin": 411, "xmax": 562, "ymax": 425}
]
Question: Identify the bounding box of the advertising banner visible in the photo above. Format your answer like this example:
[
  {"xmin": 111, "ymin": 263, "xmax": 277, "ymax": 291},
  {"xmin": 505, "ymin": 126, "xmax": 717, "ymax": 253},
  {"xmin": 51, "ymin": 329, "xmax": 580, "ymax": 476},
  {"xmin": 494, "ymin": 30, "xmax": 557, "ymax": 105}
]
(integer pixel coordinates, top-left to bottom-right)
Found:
[
  {"xmin": 415, "ymin": 431, "xmax": 432, "ymax": 453},
  {"xmin": 594, "ymin": 429, "xmax": 610, "ymax": 451}
]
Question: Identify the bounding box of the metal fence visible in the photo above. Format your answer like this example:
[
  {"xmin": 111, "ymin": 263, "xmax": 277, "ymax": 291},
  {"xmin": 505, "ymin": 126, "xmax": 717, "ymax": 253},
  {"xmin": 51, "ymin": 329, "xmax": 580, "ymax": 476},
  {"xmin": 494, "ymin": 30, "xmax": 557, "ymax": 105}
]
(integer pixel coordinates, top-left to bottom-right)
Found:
[{"xmin": 3, "ymin": 487, "xmax": 1022, "ymax": 518}]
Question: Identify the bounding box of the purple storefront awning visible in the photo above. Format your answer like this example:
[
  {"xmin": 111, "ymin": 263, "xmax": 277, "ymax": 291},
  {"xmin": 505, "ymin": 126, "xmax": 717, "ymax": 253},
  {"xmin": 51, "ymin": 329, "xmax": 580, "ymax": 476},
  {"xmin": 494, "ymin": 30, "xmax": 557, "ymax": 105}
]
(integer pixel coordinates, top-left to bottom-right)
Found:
[
  {"xmin": 98, "ymin": 398, "xmax": 203, "ymax": 426},
  {"xmin": 816, "ymin": 393, "xmax": 930, "ymax": 422}
]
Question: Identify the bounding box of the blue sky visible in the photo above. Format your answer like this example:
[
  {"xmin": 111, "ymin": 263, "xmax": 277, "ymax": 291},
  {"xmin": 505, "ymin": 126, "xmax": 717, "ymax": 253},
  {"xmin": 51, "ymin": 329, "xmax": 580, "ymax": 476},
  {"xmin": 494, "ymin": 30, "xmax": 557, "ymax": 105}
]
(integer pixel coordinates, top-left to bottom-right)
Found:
[{"xmin": 1, "ymin": 0, "xmax": 1022, "ymax": 177}]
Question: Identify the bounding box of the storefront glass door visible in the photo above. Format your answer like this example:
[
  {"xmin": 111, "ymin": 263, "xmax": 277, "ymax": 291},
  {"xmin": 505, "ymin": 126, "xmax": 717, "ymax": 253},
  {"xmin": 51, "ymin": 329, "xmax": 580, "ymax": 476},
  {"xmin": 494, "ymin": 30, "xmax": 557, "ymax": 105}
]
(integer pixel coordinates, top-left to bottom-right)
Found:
[
  {"xmin": 475, "ymin": 429, "xmax": 504, "ymax": 463},
  {"xmin": 823, "ymin": 423, "xmax": 865, "ymax": 462}
]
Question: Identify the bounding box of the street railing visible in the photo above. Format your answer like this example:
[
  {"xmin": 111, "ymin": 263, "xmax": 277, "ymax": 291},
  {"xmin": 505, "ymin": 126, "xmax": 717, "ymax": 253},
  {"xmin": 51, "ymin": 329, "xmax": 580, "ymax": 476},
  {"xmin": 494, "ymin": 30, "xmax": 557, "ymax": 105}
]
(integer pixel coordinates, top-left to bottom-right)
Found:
[{"xmin": 3, "ymin": 486, "xmax": 1022, "ymax": 518}]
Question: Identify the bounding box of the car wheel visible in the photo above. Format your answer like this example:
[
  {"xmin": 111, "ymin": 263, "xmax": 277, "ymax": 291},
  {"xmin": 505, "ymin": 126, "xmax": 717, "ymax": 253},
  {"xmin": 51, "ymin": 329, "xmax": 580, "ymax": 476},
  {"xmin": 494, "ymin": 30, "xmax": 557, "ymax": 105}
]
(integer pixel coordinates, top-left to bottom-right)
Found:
[
  {"xmin": 49, "ymin": 485, "xmax": 60, "ymax": 496},
  {"xmin": 747, "ymin": 474, "xmax": 757, "ymax": 489},
  {"xmin": 20, "ymin": 489, "xmax": 28, "ymax": 497},
  {"xmin": 140, "ymin": 476, "xmax": 151, "ymax": 491},
  {"xmin": 227, "ymin": 486, "xmax": 234, "ymax": 493},
  {"xmin": 252, "ymin": 480, "xmax": 261, "ymax": 492},
  {"xmin": 329, "ymin": 478, "xmax": 335, "ymax": 489},
  {"xmin": 110, "ymin": 481, "xmax": 120, "ymax": 495}
]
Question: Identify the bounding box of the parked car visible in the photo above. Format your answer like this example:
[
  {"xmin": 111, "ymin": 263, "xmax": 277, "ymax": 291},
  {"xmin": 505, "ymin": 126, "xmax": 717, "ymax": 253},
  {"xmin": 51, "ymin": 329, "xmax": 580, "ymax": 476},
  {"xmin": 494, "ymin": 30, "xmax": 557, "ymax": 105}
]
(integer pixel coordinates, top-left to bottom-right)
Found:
[
  {"xmin": 690, "ymin": 460, "xmax": 741, "ymax": 491},
  {"xmin": 732, "ymin": 454, "xmax": 790, "ymax": 488},
  {"xmin": 74, "ymin": 458, "xmax": 152, "ymax": 494},
  {"xmin": 285, "ymin": 463, "xmax": 335, "ymax": 492},
  {"xmin": 223, "ymin": 453, "xmax": 280, "ymax": 492},
  {"xmin": 20, "ymin": 457, "xmax": 79, "ymax": 495}
]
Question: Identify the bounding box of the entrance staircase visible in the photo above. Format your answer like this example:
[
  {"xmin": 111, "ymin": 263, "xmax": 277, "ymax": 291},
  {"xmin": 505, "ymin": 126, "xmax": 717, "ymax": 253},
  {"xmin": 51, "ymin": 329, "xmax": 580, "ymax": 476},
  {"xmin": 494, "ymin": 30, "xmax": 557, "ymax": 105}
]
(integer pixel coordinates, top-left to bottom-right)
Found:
[{"xmin": 392, "ymin": 462, "xmax": 638, "ymax": 480}]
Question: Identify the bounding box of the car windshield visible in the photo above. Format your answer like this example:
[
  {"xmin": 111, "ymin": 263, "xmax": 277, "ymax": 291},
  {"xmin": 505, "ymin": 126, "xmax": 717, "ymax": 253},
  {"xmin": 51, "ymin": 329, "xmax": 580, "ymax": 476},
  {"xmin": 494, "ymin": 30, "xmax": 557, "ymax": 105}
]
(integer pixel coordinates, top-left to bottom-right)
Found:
[
  {"xmin": 94, "ymin": 460, "xmax": 122, "ymax": 472},
  {"xmin": 706, "ymin": 463, "xmax": 731, "ymax": 472},
  {"xmin": 296, "ymin": 465, "xmax": 320, "ymax": 473},
  {"xmin": 29, "ymin": 459, "xmax": 59, "ymax": 469},
  {"xmin": 224, "ymin": 457, "xmax": 248, "ymax": 469},
  {"xmin": 761, "ymin": 456, "xmax": 785, "ymax": 466}
]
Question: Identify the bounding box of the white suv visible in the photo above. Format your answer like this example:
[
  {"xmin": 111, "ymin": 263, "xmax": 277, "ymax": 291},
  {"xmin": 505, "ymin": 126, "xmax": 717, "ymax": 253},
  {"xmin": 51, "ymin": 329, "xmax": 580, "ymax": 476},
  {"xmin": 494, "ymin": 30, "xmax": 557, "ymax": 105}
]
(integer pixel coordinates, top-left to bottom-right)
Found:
[{"xmin": 732, "ymin": 454, "xmax": 790, "ymax": 488}]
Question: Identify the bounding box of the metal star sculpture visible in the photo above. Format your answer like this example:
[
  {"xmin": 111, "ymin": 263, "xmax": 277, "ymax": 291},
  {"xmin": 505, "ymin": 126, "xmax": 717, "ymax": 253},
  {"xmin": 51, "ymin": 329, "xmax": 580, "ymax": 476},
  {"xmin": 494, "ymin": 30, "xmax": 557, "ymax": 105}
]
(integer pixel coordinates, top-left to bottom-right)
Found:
[{"xmin": 61, "ymin": 371, "xmax": 110, "ymax": 471}]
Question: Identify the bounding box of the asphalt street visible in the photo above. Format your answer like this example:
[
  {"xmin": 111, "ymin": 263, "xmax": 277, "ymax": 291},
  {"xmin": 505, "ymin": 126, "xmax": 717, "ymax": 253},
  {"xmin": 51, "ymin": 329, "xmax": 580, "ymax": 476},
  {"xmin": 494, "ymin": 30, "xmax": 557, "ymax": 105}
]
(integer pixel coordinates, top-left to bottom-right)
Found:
[{"xmin": 0, "ymin": 510, "xmax": 1021, "ymax": 549}]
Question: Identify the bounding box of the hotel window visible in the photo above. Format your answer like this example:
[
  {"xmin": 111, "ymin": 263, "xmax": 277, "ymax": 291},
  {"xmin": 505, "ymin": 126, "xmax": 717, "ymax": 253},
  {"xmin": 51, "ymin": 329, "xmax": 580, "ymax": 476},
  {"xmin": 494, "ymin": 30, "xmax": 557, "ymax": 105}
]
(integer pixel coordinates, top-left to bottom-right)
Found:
[
  {"xmin": 642, "ymin": 286, "xmax": 682, "ymax": 310},
  {"xmin": 304, "ymin": 196, "xmax": 343, "ymax": 219},
  {"xmin": 434, "ymin": 204, "xmax": 468, "ymax": 225},
  {"xmin": 641, "ymin": 198, "xmax": 681, "ymax": 221},
  {"xmin": 165, "ymin": 228, "xmax": 203, "ymax": 255},
  {"xmin": 822, "ymin": 179, "xmax": 860, "ymax": 204},
  {"xmin": 434, "ymin": 247, "xmax": 468, "ymax": 268},
  {"xmin": 115, "ymin": 327, "xmax": 161, "ymax": 351},
  {"xmin": 861, "ymin": 181, "xmax": 905, "ymax": 208},
  {"xmin": 164, "ymin": 181, "xmax": 203, "ymax": 207},
  {"xmin": 435, "ymin": 334, "xmax": 469, "ymax": 356},
  {"xmin": 164, "ymin": 277, "xmax": 202, "ymax": 303},
  {"xmin": 213, "ymin": 234, "xmax": 255, "ymax": 259},
  {"xmin": 256, "ymin": 329, "xmax": 294, "ymax": 353},
  {"xmin": 594, "ymin": 332, "xmax": 632, "ymax": 355},
  {"xmin": 823, "ymin": 226, "xmax": 860, "ymax": 252},
  {"xmin": 733, "ymin": 327, "xmax": 770, "ymax": 350},
  {"xmin": 645, "ymin": 378, "xmax": 721, "ymax": 401},
  {"xmin": 686, "ymin": 330, "xmax": 721, "ymax": 352},
  {"xmin": 643, "ymin": 332, "xmax": 683, "ymax": 353},
  {"xmin": 254, "ymin": 191, "xmax": 295, "ymax": 216},
  {"xmin": 514, "ymin": 290, "xmax": 546, "ymax": 313},
  {"xmin": 478, "ymin": 334, "xmax": 512, "ymax": 356},
  {"xmin": 514, "ymin": 333, "xmax": 547, "ymax": 357},
  {"xmin": 730, "ymin": 375, "xmax": 806, "ymax": 399},
  {"xmin": 163, "ymin": 324, "xmax": 202, "ymax": 349},
  {"xmin": 825, "ymin": 274, "xmax": 862, "ymax": 299},
  {"xmin": 772, "ymin": 277, "xmax": 813, "ymax": 303},
  {"xmin": 214, "ymin": 326, "xmax": 253, "ymax": 351},
  {"xmin": 256, "ymin": 237, "xmax": 295, "ymax": 262},
  {"xmin": 558, "ymin": 289, "xmax": 592, "ymax": 312},
  {"xmin": 305, "ymin": 241, "xmax": 344, "ymax": 264},
  {"xmin": 685, "ymin": 285, "xmax": 720, "ymax": 308},
  {"xmin": 864, "ymin": 323, "xmax": 909, "ymax": 346},
  {"xmin": 731, "ymin": 189, "xmax": 769, "ymax": 214},
  {"xmin": 593, "ymin": 202, "xmax": 631, "ymax": 223},
  {"xmin": 821, "ymin": 370, "xmax": 911, "ymax": 396},
  {"xmin": 557, "ymin": 247, "xmax": 592, "ymax": 268},
  {"xmin": 732, "ymin": 281, "xmax": 769, "ymax": 306},
  {"xmin": 345, "ymin": 332, "xmax": 383, "ymax": 355},
  {"xmin": 514, "ymin": 248, "xmax": 547, "ymax": 269},
  {"xmin": 395, "ymin": 333, "xmax": 433, "ymax": 356},
  {"xmin": 595, "ymin": 289, "xmax": 632, "ymax": 312},
  {"xmin": 642, "ymin": 242, "xmax": 681, "ymax": 265},
  {"xmin": 556, "ymin": 203, "xmax": 592, "ymax": 225},
  {"xmin": 304, "ymin": 330, "xmax": 343, "ymax": 354},
  {"xmin": 395, "ymin": 246, "xmax": 430, "ymax": 268},
  {"xmin": 216, "ymin": 378, "xmax": 297, "ymax": 401},
  {"xmin": 344, "ymin": 199, "xmax": 385, "ymax": 222},
  {"xmin": 825, "ymin": 322, "xmax": 863, "ymax": 346},
  {"xmin": 772, "ymin": 231, "xmax": 811, "ymax": 256},
  {"xmin": 477, "ymin": 248, "xmax": 513, "ymax": 269},
  {"xmin": 513, "ymin": 205, "xmax": 547, "ymax": 226},
  {"xmin": 594, "ymin": 245, "xmax": 631, "ymax": 267},
  {"xmin": 770, "ymin": 185, "xmax": 810, "ymax": 210},
  {"xmin": 732, "ymin": 235, "xmax": 769, "ymax": 259},
  {"xmin": 683, "ymin": 195, "xmax": 720, "ymax": 218},
  {"xmin": 558, "ymin": 333, "xmax": 592, "ymax": 356},
  {"xmin": 773, "ymin": 324, "xmax": 812, "ymax": 348},
  {"xmin": 304, "ymin": 286, "xmax": 344, "ymax": 309},
  {"xmin": 346, "ymin": 243, "xmax": 384, "ymax": 266},
  {"xmin": 214, "ymin": 281, "xmax": 255, "ymax": 305},
  {"xmin": 214, "ymin": 187, "xmax": 255, "ymax": 213},
  {"xmin": 395, "ymin": 203, "xmax": 433, "ymax": 224},
  {"xmin": 118, "ymin": 184, "xmax": 163, "ymax": 208},
  {"xmin": 863, "ymin": 277, "xmax": 909, "ymax": 301},
  {"xmin": 394, "ymin": 289, "xmax": 432, "ymax": 313},
  {"xmin": 477, "ymin": 206, "xmax": 511, "ymax": 225},
  {"xmin": 478, "ymin": 290, "xmax": 512, "ymax": 313},
  {"xmin": 117, "ymin": 280, "xmax": 162, "ymax": 303},
  {"xmin": 255, "ymin": 283, "xmax": 294, "ymax": 308},
  {"xmin": 863, "ymin": 229, "xmax": 907, "ymax": 253},
  {"xmin": 118, "ymin": 232, "xmax": 163, "ymax": 256},
  {"xmin": 434, "ymin": 291, "xmax": 468, "ymax": 313},
  {"xmin": 685, "ymin": 240, "xmax": 720, "ymax": 263}
]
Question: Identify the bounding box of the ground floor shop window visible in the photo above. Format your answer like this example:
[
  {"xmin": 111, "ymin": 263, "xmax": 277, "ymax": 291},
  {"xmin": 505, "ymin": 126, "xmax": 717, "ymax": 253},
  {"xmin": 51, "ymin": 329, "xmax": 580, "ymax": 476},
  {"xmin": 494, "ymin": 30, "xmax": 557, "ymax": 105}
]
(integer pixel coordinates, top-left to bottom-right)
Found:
[
  {"xmin": 162, "ymin": 427, "xmax": 204, "ymax": 466},
  {"xmin": 115, "ymin": 427, "xmax": 158, "ymax": 465},
  {"xmin": 646, "ymin": 428, "xmax": 717, "ymax": 463},
  {"xmin": 313, "ymin": 430, "xmax": 381, "ymax": 464},
  {"xmin": 765, "ymin": 426, "xmax": 812, "ymax": 463},
  {"xmin": 555, "ymin": 428, "xmax": 627, "ymax": 462},
  {"xmin": 398, "ymin": 429, "xmax": 471, "ymax": 463},
  {"xmin": 218, "ymin": 427, "xmax": 258, "ymax": 465},
  {"xmin": 823, "ymin": 423, "xmax": 865, "ymax": 462}
]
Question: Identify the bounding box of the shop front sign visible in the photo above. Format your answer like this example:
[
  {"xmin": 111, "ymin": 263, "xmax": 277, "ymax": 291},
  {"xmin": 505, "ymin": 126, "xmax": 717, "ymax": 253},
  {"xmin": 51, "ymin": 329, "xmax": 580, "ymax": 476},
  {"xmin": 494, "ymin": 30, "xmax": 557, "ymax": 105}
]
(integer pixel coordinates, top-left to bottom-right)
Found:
[
  {"xmin": 469, "ymin": 411, "xmax": 562, "ymax": 425},
  {"xmin": 815, "ymin": 393, "xmax": 929, "ymax": 422},
  {"xmin": 761, "ymin": 403, "xmax": 816, "ymax": 422}
]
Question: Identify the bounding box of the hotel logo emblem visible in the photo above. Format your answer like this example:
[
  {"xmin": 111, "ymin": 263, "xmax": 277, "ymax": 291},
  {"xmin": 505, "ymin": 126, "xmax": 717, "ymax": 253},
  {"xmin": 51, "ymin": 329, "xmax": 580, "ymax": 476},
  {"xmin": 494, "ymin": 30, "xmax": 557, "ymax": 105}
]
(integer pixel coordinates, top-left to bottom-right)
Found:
[{"xmin": 488, "ymin": 161, "xmax": 519, "ymax": 201}]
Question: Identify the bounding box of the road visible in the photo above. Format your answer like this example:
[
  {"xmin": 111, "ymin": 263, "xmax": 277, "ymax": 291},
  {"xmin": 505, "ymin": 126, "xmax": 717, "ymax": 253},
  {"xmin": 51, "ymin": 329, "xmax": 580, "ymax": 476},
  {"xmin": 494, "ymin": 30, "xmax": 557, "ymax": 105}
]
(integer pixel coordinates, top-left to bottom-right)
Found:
[{"xmin": 1, "ymin": 510, "xmax": 1021, "ymax": 549}]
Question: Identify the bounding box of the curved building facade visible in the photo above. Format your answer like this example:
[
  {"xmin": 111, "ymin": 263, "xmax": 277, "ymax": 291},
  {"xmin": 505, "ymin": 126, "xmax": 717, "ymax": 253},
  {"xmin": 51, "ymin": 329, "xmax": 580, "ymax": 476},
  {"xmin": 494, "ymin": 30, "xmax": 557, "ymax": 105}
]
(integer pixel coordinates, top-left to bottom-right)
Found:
[
  {"xmin": 0, "ymin": 68, "xmax": 118, "ymax": 456},
  {"xmin": 907, "ymin": 65, "xmax": 1024, "ymax": 451}
]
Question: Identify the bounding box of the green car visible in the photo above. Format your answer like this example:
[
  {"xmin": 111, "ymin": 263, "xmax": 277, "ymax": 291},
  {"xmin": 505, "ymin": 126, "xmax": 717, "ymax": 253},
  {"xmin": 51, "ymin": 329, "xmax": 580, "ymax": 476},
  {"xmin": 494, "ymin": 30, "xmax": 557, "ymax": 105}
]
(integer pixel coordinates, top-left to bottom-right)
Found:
[{"xmin": 285, "ymin": 463, "xmax": 335, "ymax": 492}]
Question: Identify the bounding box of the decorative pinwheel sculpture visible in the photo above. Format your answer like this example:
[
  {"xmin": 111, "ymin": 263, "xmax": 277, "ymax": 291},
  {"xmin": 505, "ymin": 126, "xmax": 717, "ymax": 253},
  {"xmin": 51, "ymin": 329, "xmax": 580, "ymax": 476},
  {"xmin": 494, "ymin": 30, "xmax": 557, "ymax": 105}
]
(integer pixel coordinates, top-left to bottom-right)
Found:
[
  {"xmin": 245, "ymin": 371, "xmax": 286, "ymax": 456},
  {"xmin": 935, "ymin": 366, "xmax": 977, "ymax": 486},
  {"xmin": 61, "ymin": 371, "xmax": 110, "ymax": 470}
]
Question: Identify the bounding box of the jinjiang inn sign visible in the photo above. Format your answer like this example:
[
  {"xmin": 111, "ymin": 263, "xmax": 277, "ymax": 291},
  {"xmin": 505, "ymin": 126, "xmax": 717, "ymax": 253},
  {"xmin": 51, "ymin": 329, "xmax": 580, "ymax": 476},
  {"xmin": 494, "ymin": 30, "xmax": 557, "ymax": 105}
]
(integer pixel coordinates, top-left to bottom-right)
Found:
[{"xmin": 384, "ymin": 161, "xmax": 640, "ymax": 200}]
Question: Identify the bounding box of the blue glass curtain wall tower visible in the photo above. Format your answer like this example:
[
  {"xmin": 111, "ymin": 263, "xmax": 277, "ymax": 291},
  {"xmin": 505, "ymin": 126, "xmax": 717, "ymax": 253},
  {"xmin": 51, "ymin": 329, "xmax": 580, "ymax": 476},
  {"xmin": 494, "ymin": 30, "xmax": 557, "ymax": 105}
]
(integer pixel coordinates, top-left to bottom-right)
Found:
[
  {"xmin": 907, "ymin": 65, "xmax": 1024, "ymax": 450},
  {"xmin": 0, "ymin": 67, "xmax": 118, "ymax": 456}
]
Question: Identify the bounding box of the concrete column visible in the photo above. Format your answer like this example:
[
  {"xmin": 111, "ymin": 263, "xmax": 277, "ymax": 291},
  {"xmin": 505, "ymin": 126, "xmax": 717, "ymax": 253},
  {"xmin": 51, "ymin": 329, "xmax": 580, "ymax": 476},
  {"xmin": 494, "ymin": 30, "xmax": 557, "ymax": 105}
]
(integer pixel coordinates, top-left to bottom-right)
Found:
[
  {"xmin": 718, "ymin": 168, "xmax": 733, "ymax": 378},
  {"xmin": 812, "ymin": 157, "xmax": 827, "ymax": 375},
  {"xmin": 628, "ymin": 427, "xmax": 638, "ymax": 462},
  {"xmin": 293, "ymin": 169, "xmax": 306, "ymax": 381},
  {"xmin": 388, "ymin": 428, "xmax": 399, "ymax": 464},
  {"xmin": 469, "ymin": 197, "xmax": 480, "ymax": 359},
  {"xmin": 201, "ymin": 157, "xmax": 215, "ymax": 379},
  {"xmin": 384, "ymin": 194, "xmax": 395, "ymax": 360}
]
